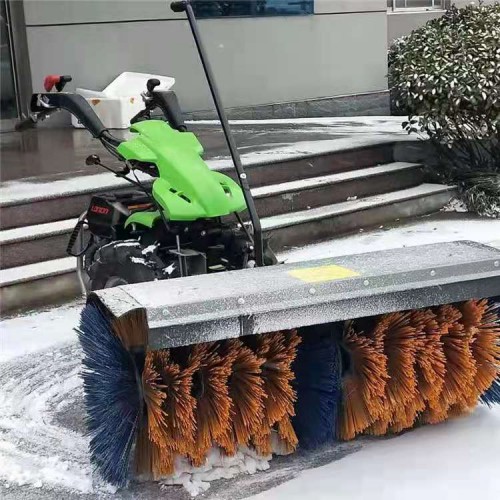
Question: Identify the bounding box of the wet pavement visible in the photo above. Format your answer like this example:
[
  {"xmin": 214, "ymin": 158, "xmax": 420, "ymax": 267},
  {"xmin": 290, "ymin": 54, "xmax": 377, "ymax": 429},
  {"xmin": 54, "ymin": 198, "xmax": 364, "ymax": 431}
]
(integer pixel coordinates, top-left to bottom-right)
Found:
[{"xmin": 0, "ymin": 117, "xmax": 409, "ymax": 183}]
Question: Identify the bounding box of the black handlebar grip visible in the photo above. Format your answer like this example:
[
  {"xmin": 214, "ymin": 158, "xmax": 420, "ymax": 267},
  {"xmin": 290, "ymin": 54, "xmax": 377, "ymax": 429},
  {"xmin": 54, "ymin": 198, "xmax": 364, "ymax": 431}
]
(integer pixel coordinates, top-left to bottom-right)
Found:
[
  {"xmin": 146, "ymin": 78, "xmax": 161, "ymax": 93},
  {"xmin": 15, "ymin": 116, "xmax": 36, "ymax": 132},
  {"xmin": 171, "ymin": 1, "xmax": 188, "ymax": 12}
]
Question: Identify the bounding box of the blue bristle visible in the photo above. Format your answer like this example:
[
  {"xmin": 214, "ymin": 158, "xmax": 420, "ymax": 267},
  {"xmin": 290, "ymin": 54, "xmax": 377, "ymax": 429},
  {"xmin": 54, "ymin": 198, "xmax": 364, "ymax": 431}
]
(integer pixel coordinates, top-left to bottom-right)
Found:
[
  {"xmin": 481, "ymin": 379, "xmax": 500, "ymax": 407},
  {"xmin": 77, "ymin": 303, "xmax": 141, "ymax": 488},
  {"xmin": 480, "ymin": 299, "xmax": 500, "ymax": 407},
  {"xmin": 292, "ymin": 325, "xmax": 343, "ymax": 449}
]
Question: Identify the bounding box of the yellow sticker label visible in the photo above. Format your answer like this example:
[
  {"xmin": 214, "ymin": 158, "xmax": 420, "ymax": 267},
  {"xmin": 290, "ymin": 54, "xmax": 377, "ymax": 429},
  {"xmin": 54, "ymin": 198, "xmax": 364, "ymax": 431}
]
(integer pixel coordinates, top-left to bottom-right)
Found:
[{"xmin": 288, "ymin": 264, "xmax": 360, "ymax": 283}]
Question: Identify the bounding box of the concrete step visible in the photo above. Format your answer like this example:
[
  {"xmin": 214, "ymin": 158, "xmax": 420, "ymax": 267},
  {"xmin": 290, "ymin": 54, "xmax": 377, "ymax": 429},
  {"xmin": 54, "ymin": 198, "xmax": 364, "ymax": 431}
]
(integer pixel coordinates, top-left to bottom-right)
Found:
[
  {"xmin": 0, "ymin": 162, "xmax": 423, "ymax": 269},
  {"xmin": 0, "ymin": 183, "xmax": 456, "ymax": 313},
  {"xmin": 252, "ymin": 162, "xmax": 423, "ymax": 218},
  {"xmin": 0, "ymin": 219, "xmax": 76, "ymax": 269},
  {"xmin": 0, "ymin": 142, "xmax": 395, "ymax": 230},
  {"xmin": 263, "ymin": 184, "xmax": 456, "ymax": 251},
  {"xmin": 0, "ymin": 257, "xmax": 80, "ymax": 314}
]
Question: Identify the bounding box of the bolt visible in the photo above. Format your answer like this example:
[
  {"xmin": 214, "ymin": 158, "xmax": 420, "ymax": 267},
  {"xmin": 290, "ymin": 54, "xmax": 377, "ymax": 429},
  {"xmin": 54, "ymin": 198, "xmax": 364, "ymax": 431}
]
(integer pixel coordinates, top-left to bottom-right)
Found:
[
  {"xmin": 240, "ymin": 173, "xmax": 247, "ymax": 180},
  {"xmin": 309, "ymin": 288, "xmax": 316, "ymax": 295},
  {"xmin": 237, "ymin": 297, "xmax": 245, "ymax": 305},
  {"xmin": 363, "ymin": 280, "xmax": 370, "ymax": 286},
  {"xmin": 430, "ymin": 270, "xmax": 436, "ymax": 277},
  {"xmin": 162, "ymin": 308, "xmax": 169, "ymax": 316}
]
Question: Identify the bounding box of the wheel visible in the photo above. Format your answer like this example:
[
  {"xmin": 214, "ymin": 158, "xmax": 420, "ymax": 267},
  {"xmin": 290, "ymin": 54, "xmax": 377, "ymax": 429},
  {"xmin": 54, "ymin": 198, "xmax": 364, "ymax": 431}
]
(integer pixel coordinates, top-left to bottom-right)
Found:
[{"xmin": 87, "ymin": 240, "xmax": 166, "ymax": 291}]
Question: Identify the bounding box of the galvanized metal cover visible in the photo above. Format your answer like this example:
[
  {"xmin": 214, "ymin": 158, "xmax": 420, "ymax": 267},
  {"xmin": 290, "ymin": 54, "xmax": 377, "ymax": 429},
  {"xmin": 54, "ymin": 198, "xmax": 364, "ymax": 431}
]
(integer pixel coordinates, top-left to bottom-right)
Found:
[{"xmin": 92, "ymin": 241, "xmax": 500, "ymax": 348}]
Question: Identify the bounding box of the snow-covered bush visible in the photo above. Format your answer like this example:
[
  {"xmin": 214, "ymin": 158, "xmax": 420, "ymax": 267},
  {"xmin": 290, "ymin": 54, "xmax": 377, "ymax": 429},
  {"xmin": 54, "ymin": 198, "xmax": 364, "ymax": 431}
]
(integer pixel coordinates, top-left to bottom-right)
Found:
[{"xmin": 389, "ymin": 2, "xmax": 500, "ymax": 217}]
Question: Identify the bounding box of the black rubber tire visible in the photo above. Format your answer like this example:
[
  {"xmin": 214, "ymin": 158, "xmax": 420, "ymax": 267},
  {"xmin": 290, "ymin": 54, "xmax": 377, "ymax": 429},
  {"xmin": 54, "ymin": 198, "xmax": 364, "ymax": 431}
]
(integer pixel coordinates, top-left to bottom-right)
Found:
[{"xmin": 87, "ymin": 240, "xmax": 164, "ymax": 291}]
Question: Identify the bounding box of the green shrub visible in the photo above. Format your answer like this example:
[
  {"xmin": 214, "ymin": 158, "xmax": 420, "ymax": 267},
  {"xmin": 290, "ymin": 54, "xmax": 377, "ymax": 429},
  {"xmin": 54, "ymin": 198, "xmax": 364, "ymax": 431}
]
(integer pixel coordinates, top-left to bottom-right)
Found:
[{"xmin": 388, "ymin": 2, "xmax": 500, "ymax": 217}]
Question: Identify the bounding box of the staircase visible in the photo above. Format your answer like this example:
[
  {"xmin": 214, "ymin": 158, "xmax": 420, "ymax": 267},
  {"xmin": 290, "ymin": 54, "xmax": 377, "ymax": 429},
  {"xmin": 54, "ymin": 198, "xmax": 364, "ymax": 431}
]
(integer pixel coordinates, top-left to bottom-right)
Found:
[{"xmin": 0, "ymin": 141, "xmax": 455, "ymax": 313}]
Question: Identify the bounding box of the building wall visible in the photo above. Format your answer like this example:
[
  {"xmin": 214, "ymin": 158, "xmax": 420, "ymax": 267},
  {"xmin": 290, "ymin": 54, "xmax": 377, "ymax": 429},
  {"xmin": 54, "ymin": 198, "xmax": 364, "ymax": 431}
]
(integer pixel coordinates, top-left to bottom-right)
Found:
[{"xmin": 22, "ymin": 0, "xmax": 388, "ymax": 118}]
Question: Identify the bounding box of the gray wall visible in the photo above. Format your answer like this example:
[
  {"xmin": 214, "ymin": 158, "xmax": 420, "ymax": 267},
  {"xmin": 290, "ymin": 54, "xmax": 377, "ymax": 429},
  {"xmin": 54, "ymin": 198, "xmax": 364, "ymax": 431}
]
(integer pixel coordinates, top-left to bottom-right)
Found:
[
  {"xmin": 23, "ymin": 0, "xmax": 388, "ymax": 117},
  {"xmin": 388, "ymin": 10, "xmax": 443, "ymax": 42}
]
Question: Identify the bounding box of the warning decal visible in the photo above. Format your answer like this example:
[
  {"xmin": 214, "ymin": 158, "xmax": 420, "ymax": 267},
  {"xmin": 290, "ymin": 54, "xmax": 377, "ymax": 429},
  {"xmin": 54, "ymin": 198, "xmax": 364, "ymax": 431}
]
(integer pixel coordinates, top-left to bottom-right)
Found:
[{"xmin": 288, "ymin": 264, "xmax": 360, "ymax": 283}]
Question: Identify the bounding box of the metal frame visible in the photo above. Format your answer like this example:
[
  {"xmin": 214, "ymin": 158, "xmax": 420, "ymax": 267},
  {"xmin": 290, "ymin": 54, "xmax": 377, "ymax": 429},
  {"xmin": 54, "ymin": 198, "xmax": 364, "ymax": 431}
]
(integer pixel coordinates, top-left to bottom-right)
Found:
[
  {"xmin": 388, "ymin": 0, "xmax": 447, "ymax": 11},
  {"xmin": 2, "ymin": 0, "xmax": 32, "ymax": 119}
]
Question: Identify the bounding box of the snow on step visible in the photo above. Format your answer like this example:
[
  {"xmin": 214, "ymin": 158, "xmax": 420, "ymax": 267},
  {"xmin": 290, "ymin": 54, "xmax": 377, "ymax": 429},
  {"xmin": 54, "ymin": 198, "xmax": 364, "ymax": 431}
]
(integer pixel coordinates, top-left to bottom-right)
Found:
[
  {"xmin": 252, "ymin": 162, "xmax": 421, "ymax": 198},
  {"xmin": 0, "ymin": 256, "xmax": 76, "ymax": 287},
  {"xmin": 262, "ymin": 184, "xmax": 455, "ymax": 230},
  {"xmin": 0, "ymin": 218, "xmax": 77, "ymax": 245},
  {"xmin": 0, "ymin": 162, "xmax": 421, "ymax": 243}
]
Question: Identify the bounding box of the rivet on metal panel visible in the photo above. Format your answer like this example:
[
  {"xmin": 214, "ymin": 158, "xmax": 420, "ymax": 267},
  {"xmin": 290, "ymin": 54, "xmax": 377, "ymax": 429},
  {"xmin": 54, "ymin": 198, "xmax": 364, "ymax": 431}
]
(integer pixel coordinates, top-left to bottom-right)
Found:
[
  {"xmin": 237, "ymin": 297, "xmax": 245, "ymax": 305},
  {"xmin": 430, "ymin": 270, "xmax": 436, "ymax": 276},
  {"xmin": 363, "ymin": 280, "xmax": 370, "ymax": 286},
  {"xmin": 162, "ymin": 308, "xmax": 169, "ymax": 316}
]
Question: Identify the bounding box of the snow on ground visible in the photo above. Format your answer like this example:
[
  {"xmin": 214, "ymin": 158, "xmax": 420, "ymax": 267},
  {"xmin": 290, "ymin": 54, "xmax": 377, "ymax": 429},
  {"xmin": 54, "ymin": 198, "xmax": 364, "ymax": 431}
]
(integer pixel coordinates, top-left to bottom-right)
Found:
[
  {"xmin": 280, "ymin": 216, "xmax": 500, "ymax": 263},
  {"xmin": 0, "ymin": 216, "xmax": 499, "ymax": 499},
  {"xmin": 0, "ymin": 300, "xmax": 81, "ymax": 362},
  {"xmin": 250, "ymin": 406, "xmax": 500, "ymax": 500}
]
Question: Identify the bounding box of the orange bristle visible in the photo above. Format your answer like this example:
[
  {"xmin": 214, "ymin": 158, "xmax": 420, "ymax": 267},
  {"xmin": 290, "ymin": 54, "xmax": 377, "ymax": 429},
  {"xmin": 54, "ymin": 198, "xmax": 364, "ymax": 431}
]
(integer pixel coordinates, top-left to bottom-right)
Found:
[
  {"xmin": 135, "ymin": 425, "xmax": 152, "ymax": 477},
  {"xmin": 112, "ymin": 308, "xmax": 149, "ymax": 349},
  {"xmin": 461, "ymin": 300, "xmax": 500, "ymax": 403},
  {"xmin": 217, "ymin": 339, "xmax": 265, "ymax": 456},
  {"xmin": 413, "ymin": 309, "xmax": 446, "ymax": 406},
  {"xmin": 276, "ymin": 415, "xmax": 299, "ymax": 455},
  {"xmin": 189, "ymin": 342, "xmax": 233, "ymax": 467},
  {"xmin": 153, "ymin": 349, "xmax": 198, "ymax": 457},
  {"xmin": 389, "ymin": 310, "xmax": 442, "ymax": 433},
  {"xmin": 339, "ymin": 322, "xmax": 388, "ymax": 440},
  {"xmin": 370, "ymin": 312, "xmax": 419, "ymax": 434},
  {"xmin": 423, "ymin": 304, "xmax": 476, "ymax": 424},
  {"xmin": 252, "ymin": 330, "xmax": 300, "ymax": 455},
  {"xmin": 142, "ymin": 352, "xmax": 168, "ymax": 446}
]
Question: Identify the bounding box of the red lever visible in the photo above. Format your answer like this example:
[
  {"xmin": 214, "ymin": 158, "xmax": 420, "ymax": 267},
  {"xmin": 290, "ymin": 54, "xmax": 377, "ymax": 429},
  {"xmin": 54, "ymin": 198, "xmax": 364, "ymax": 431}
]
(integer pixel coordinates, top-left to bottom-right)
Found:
[{"xmin": 44, "ymin": 75, "xmax": 61, "ymax": 92}]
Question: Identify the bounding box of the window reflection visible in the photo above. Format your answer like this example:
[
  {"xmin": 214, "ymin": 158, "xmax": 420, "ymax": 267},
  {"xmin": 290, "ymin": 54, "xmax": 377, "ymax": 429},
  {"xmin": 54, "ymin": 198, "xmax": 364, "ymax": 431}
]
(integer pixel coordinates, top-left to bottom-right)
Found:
[{"xmin": 192, "ymin": 0, "xmax": 314, "ymax": 19}]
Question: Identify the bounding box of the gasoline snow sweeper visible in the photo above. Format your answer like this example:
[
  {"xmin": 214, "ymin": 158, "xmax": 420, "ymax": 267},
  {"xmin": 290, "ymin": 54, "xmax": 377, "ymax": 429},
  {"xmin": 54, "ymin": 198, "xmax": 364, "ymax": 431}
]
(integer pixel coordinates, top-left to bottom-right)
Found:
[{"xmin": 17, "ymin": 0, "xmax": 500, "ymax": 489}]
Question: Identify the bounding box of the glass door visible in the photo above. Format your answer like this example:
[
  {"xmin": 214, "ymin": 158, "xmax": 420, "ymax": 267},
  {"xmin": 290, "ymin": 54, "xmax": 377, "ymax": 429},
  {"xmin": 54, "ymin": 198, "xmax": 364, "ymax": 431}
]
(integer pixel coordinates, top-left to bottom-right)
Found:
[{"xmin": 1, "ymin": 0, "xmax": 18, "ymax": 121}]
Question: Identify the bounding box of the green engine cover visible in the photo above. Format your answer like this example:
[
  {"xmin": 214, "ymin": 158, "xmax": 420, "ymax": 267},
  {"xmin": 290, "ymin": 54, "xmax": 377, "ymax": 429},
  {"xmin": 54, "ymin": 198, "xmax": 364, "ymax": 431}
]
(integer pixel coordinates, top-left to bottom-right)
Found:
[{"xmin": 117, "ymin": 120, "xmax": 246, "ymax": 224}]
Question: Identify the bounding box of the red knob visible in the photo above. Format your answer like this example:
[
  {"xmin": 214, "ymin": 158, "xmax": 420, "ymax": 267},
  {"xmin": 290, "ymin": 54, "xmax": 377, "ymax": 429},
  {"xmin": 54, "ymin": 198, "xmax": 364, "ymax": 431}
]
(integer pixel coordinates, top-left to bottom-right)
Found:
[{"xmin": 44, "ymin": 75, "xmax": 61, "ymax": 92}]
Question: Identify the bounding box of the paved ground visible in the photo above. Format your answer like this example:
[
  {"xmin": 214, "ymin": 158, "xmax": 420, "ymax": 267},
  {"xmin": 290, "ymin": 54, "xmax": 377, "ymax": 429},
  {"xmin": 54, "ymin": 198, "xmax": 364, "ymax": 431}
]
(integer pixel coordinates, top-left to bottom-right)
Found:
[
  {"xmin": 1, "ymin": 216, "xmax": 499, "ymax": 499},
  {"xmin": 0, "ymin": 116, "xmax": 411, "ymax": 183}
]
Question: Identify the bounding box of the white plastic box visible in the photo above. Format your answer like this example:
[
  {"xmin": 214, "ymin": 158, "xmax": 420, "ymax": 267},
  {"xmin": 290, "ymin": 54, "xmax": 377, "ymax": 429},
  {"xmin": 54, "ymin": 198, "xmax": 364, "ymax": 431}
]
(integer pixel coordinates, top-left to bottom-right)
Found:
[{"xmin": 71, "ymin": 72, "xmax": 176, "ymax": 129}]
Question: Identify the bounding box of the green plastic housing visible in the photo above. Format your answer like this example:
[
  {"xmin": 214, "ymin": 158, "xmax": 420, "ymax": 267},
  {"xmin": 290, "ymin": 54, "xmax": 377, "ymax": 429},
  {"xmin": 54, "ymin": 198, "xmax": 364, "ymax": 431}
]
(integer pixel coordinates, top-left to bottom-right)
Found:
[{"xmin": 117, "ymin": 120, "xmax": 246, "ymax": 226}]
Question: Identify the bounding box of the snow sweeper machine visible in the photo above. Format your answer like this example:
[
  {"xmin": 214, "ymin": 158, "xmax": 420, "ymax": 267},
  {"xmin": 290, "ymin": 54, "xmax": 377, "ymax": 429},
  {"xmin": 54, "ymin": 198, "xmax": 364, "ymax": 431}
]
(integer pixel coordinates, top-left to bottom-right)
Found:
[{"xmin": 17, "ymin": 0, "xmax": 500, "ymax": 489}]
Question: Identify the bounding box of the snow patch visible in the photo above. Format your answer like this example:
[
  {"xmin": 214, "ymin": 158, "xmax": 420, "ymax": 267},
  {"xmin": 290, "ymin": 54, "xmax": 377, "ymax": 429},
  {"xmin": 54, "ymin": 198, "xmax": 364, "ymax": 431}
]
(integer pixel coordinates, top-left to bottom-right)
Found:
[
  {"xmin": 0, "ymin": 301, "xmax": 82, "ymax": 362},
  {"xmin": 249, "ymin": 406, "xmax": 500, "ymax": 500},
  {"xmin": 129, "ymin": 256, "xmax": 149, "ymax": 265},
  {"xmin": 142, "ymin": 244, "xmax": 159, "ymax": 256},
  {"xmin": 442, "ymin": 197, "xmax": 468, "ymax": 213},
  {"xmin": 160, "ymin": 447, "xmax": 271, "ymax": 497},
  {"xmin": 279, "ymin": 217, "xmax": 500, "ymax": 263}
]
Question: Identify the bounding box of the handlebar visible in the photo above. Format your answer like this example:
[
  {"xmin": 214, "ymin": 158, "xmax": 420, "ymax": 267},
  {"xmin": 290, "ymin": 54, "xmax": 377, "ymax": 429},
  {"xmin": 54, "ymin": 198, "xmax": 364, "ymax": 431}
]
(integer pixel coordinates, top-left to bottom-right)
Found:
[
  {"xmin": 30, "ymin": 93, "xmax": 108, "ymax": 139},
  {"xmin": 17, "ymin": 92, "xmax": 123, "ymax": 157}
]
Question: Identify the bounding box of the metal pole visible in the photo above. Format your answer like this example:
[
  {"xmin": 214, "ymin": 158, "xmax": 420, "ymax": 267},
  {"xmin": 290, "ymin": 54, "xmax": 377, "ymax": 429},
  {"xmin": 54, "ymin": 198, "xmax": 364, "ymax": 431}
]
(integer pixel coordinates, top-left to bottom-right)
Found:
[{"xmin": 171, "ymin": 0, "xmax": 264, "ymax": 267}]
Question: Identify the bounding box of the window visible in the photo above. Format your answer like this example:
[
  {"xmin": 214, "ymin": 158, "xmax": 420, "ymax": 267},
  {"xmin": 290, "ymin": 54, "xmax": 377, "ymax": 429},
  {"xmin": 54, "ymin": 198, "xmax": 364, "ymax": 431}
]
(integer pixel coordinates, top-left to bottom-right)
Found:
[
  {"xmin": 388, "ymin": 0, "xmax": 447, "ymax": 9},
  {"xmin": 192, "ymin": 0, "xmax": 314, "ymax": 19}
]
